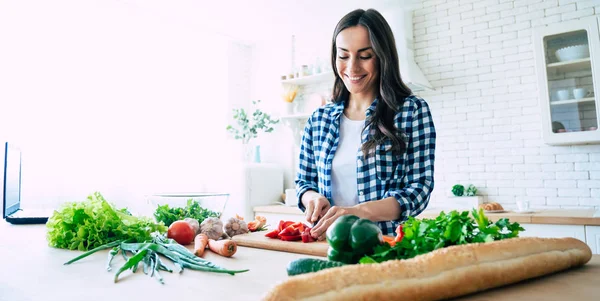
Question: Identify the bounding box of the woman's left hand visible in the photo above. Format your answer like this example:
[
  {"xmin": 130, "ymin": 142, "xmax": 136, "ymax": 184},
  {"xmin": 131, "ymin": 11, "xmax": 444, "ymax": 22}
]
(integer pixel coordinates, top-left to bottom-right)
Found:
[{"xmin": 310, "ymin": 206, "xmax": 358, "ymax": 239}]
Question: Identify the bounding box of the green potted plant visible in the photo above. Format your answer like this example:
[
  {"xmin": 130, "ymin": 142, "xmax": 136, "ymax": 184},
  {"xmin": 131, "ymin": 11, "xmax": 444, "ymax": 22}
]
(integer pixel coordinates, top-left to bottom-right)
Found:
[
  {"xmin": 448, "ymin": 184, "xmax": 483, "ymax": 209},
  {"xmin": 226, "ymin": 100, "xmax": 279, "ymax": 162}
]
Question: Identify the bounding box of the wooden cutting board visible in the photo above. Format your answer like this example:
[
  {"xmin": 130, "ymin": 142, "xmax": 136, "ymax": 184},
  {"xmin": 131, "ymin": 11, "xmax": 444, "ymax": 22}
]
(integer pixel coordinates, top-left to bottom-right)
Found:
[{"xmin": 232, "ymin": 231, "xmax": 329, "ymax": 257}]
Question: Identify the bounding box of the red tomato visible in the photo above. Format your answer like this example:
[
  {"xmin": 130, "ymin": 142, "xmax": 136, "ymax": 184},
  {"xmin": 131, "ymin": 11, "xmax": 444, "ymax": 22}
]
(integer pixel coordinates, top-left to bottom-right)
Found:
[{"xmin": 167, "ymin": 220, "xmax": 196, "ymax": 245}]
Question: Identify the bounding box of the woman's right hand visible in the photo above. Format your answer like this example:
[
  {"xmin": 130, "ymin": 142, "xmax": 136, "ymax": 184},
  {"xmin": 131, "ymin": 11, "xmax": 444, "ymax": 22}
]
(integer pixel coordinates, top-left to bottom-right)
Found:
[{"xmin": 303, "ymin": 193, "xmax": 331, "ymax": 225}]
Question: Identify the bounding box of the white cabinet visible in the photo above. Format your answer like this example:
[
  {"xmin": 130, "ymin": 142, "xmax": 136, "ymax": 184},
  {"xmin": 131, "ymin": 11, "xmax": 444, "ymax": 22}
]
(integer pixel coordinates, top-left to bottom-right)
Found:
[
  {"xmin": 533, "ymin": 16, "xmax": 600, "ymax": 145},
  {"xmin": 226, "ymin": 164, "xmax": 284, "ymax": 222},
  {"xmin": 585, "ymin": 225, "xmax": 600, "ymax": 255},
  {"xmin": 519, "ymin": 223, "xmax": 586, "ymax": 242},
  {"xmin": 519, "ymin": 224, "xmax": 600, "ymax": 254}
]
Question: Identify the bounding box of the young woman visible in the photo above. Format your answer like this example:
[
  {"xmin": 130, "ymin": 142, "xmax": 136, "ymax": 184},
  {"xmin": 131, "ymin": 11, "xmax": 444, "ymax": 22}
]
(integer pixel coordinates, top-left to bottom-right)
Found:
[{"xmin": 295, "ymin": 8, "xmax": 436, "ymax": 238}]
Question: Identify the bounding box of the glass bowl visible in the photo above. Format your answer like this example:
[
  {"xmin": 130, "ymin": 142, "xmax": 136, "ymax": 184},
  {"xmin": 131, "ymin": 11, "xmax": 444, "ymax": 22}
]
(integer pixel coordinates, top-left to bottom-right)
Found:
[{"xmin": 146, "ymin": 192, "xmax": 229, "ymax": 220}]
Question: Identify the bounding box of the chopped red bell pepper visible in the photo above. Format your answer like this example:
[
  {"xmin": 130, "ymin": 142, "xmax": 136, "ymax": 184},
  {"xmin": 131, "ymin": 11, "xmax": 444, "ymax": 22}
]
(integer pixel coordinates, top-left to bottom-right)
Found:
[
  {"xmin": 395, "ymin": 225, "xmax": 404, "ymax": 243},
  {"xmin": 279, "ymin": 225, "xmax": 301, "ymax": 237},
  {"xmin": 265, "ymin": 229, "xmax": 279, "ymax": 239},
  {"xmin": 268, "ymin": 220, "xmax": 311, "ymax": 241},
  {"xmin": 382, "ymin": 235, "xmax": 397, "ymax": 246},
  {"xmin": 290, "ymin": 221, "xmax": 306, "ymax": 231},
  {"xmin": 277, "ymin": 220, "xmax": 285, "ymax": 231},
  {"xmin": 301, "ymin": 227, "xmax": 315, "ymax": 243},
  {"xmin": 278, "ymin": 220, "xmax": 295, "ymax": 232},
  {"xmin": 279, "ymin": 221, "xmax": 308, "ymax": 236},
  {"xmin": 279, "ymin": 234, "xmax": 302, "ymax": 241}
]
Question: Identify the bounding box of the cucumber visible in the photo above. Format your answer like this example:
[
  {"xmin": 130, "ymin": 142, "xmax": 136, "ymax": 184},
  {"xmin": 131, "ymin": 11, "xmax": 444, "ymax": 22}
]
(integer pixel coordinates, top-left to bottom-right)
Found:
[{"xmin": 286, "ymin": 258, "xmax": 346, "ymax": 276}]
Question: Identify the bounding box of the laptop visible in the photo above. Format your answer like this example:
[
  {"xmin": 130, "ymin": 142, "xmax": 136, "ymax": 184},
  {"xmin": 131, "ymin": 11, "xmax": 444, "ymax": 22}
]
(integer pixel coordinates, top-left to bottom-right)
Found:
[{"xmin": 2, "ymin": 142, "xmax": 50, "ymax": 224}]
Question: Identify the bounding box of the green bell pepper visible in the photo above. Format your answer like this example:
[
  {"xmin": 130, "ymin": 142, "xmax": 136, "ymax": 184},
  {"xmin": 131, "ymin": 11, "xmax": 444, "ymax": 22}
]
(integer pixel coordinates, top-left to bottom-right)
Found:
[
  {"xmin": 326, "ymin": 215, "xmax": 359, "ymax": 251},
  {"xmin": 326, "ymin": 215, "xmax": 383, "ymax": 264},
  {"xmin": 327, "ymin": 247, "xmax": 357, "ymax": 264},
  {"xmin": 350, "ymin": 218, "xmax": 384, "ymax": 254}
]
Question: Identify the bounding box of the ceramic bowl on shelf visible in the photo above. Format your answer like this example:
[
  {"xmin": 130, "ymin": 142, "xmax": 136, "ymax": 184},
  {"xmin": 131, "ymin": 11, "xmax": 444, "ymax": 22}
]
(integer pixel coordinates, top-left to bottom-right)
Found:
[
  {"xmin": 556, "ymin": 89, "xmax": 570, "ymax": 101},
  {"xmin": 573, "ymin": 88, "xmax": 588, "ymax": 99},
  {"xmin": 555, "ymin": 44, "xmax": 590, "ymax": 62}
]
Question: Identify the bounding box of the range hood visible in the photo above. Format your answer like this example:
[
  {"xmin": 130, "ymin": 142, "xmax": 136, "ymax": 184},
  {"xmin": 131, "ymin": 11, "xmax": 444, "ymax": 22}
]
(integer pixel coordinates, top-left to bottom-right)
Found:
[{"xmin": 381, "ymin": 8, "xmax": 434, "ymax": 92}]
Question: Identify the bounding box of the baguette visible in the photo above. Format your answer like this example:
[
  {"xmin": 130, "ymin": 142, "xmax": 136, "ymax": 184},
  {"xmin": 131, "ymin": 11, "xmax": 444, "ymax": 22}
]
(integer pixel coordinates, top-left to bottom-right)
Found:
[{"xmin": 263, "ymin": 237, "xmax": 592, "ymax": 301}]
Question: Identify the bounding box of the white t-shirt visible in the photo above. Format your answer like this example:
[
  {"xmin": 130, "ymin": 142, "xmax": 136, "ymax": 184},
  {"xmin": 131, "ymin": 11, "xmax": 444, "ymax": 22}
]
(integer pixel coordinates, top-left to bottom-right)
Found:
[{"xmin": 331, "ymin": 114, "xmax": 365, "ymax": 207}]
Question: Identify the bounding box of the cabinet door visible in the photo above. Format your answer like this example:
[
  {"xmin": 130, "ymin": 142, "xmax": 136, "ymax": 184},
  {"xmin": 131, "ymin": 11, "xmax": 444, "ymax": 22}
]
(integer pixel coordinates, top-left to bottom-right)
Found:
[
  {"xmin": 585, "ymin": 225, "xmax": 600, "ymax": 255},
  {"xmin": 533, "ymin": 16, "xmax": 600, "ymax": 145},
  {"xmin": 519, "ymin": 224, "xmax": 586, "ymax": 241}
]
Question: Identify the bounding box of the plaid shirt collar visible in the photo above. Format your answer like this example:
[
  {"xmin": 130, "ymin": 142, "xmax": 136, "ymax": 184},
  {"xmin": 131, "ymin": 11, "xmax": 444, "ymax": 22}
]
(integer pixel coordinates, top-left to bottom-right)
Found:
[{"xmin": 330, "ymin": 98, "xmax": 379, "ymax": 120}]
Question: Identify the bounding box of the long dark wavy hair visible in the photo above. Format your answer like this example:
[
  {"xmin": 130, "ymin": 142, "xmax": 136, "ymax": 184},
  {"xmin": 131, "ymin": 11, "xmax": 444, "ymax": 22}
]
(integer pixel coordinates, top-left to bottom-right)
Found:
[{"xmin": 331, "ymin": 8, "xmax": 412, "ymax": 157}]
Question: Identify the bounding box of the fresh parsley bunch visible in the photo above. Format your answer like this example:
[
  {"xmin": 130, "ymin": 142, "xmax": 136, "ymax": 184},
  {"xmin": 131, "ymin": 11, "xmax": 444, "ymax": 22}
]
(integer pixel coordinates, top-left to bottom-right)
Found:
[
  {"xmin": 153, "ymin": 199, "xmax": 219, "ymax": 227},
  {"xmin": 362, "ymin": 208, "xmax": 525, "ymax": 263}
]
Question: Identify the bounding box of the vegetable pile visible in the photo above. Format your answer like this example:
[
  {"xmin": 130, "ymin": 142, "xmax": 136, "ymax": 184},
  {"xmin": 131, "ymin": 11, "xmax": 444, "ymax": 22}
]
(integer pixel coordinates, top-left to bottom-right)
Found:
[
  {"xmin": 48, "ymin": 192, "xmax": 249, "ymax": 284},
  {"xmin": 361, "ymin": 208, "xmax": 525, "ymax": 263},
  {"xmin": 286, "ymin": 208, "xmax": 525, "ymax": 276},
  {"xmin": 46, "ymin": 192, "xmax": 167, "ymax": 251},
  {"xmin": 64, "ymin": 233, "xmax": 248, "ymax": 284},
  {"xmin": 154, "ymin": 199, "xmax": 219, "ymax": 227}
]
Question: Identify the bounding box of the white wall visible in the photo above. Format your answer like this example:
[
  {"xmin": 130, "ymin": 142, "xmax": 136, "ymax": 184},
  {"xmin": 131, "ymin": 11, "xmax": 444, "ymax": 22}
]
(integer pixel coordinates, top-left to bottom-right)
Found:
[
  {"xmin": 414, "ymin": 0, "xmax": 600, "ymax": 210},
  {"xmin": 249, "ymin": 33, "xmax": 334, "ymax": 190},
  {"xmin": 251, "ymin": 0, "xmax": 600, "ymax": 211},
  {"xmin": 0, "ymin": 0, "xmax": 251, "ymax": 212}
]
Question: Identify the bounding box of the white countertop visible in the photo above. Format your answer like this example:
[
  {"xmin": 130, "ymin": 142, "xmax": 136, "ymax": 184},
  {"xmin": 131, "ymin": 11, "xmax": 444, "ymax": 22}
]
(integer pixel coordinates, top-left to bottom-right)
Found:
[
  {"xmin": 3, "ymin": 220, "xmax": 600, "ymax": 301},
  {"xmin": 0, "ymin": 221, "xmax": 315, "ymax": 301}
]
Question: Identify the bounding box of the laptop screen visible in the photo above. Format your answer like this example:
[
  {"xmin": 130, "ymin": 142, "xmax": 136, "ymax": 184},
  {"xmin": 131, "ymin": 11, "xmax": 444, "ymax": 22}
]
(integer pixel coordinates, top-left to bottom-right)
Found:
[{"xmin": 3, "ymin": 142, "xmax": 21, "ymax": 217}]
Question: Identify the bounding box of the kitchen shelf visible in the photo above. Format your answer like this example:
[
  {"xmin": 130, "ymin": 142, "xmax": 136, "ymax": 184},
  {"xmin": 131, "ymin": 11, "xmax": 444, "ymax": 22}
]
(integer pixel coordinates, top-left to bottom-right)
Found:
[
  {"xmin": 281, "ymin": 71, "xmax": 334, "ymax": 85},
  {"xmin": 279, "ymin": 113, "xmax": 311, "ymax": 147},
  {"xmin": 547, "ymin": 58, "xmax": 591, "ymax": 73},
  {"xmin": 550, "ymin": 97, "xmax": 595, "ymax": 106}
]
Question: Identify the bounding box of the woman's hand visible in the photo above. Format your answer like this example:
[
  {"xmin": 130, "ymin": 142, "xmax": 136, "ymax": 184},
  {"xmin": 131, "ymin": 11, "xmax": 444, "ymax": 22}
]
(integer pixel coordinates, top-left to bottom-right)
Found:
[
  {"xmin": 310, "ymin": 206, "xmax": 357, "ymax": 239},
  {"xmin": 304, "ymin": 194, "xmax": 331, "ymax": 225}
]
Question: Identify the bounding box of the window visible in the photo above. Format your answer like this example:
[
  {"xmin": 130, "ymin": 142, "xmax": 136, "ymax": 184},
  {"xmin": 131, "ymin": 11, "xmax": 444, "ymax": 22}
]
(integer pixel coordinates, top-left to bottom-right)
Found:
[{"xmin": 0, "ymin": 1, "xmax": 244, "ymax": 210}]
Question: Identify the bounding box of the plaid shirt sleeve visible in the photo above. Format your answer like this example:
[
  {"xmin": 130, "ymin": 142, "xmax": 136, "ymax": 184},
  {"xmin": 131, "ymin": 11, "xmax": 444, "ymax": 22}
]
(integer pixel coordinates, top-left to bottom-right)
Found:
[
  {"xmin": 295, "ymin": 115, "xmax": 318, "ymax": 210},
  {"xmin": 383, "ymin": 98, "xmax": 436, "ymax": 223}
]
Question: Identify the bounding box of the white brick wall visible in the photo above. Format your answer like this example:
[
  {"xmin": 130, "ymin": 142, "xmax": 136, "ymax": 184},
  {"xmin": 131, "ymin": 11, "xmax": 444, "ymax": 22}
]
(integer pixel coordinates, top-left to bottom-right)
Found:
[{"xmin": 415, "ymin": 0, "xmax": 600, "ymax": 210}]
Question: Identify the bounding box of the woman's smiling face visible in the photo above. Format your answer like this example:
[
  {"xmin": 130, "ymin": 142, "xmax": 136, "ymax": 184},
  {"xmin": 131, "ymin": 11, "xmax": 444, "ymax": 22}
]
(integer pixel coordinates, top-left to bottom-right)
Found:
[{"xmin": 335, "ymin": 25, "xmax": 379, "ymax": 97}]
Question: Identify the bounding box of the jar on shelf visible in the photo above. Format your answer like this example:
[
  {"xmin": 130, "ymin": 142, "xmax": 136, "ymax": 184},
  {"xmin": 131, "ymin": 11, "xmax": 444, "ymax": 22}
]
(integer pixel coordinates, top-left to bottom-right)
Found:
[{"xmin": 301, "ymin": 65, "xmax": 310, "ymax": 77}]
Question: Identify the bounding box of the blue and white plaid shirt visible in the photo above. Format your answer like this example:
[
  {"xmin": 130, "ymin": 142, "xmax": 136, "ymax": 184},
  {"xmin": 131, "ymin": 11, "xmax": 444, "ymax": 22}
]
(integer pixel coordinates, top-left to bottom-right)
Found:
[{"xmin": 295, "ymin": 96, "xmax": 436, "ymax": 235}]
